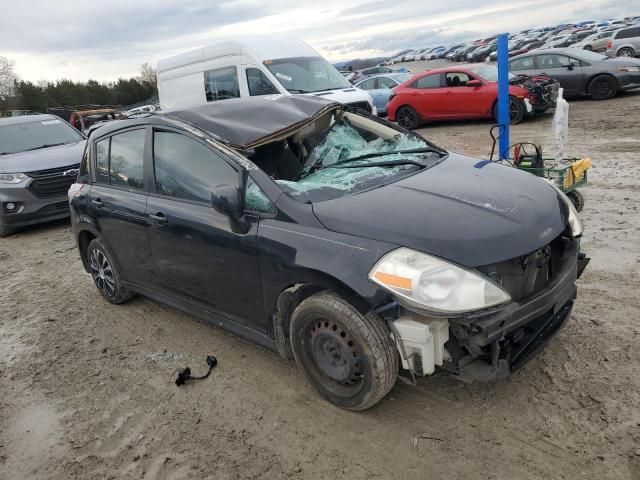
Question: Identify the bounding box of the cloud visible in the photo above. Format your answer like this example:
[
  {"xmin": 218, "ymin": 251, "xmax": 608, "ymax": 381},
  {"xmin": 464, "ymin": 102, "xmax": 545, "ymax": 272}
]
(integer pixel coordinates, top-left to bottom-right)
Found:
[{"xmin": 0, "ymin": 0, "xmax": 634, "ymax": 82}]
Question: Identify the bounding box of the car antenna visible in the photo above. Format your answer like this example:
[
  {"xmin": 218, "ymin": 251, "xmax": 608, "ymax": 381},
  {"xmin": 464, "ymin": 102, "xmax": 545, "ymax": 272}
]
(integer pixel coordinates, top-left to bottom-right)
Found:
[{"xmin": 175, "ymin": 355, "xmax": 218, "ymax": 386}]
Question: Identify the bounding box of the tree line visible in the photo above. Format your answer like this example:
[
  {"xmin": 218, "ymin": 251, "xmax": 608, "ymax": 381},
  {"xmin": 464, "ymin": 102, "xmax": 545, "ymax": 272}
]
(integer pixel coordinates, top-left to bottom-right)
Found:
[{"xmin": 0, "ymin": 57, "xmax": 158, "ymax": 114}]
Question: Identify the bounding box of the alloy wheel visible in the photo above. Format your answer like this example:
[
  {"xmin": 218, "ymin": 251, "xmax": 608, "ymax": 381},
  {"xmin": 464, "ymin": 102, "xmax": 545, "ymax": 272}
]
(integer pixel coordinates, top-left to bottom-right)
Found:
[
  {"xmin": 397, "ymin": 108, "xmax": 417, "ymax": 129},
  {"xmin": 89, "ymin": 248, "xmax": 116, "ymax": 297}
]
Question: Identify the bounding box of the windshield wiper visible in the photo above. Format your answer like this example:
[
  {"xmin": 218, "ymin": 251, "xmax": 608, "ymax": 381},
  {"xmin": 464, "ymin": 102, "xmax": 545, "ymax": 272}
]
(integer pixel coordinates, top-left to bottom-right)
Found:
[
  {"xmin": 332, "ymin": 147, "xmax": 443, "ymax": 165},
  {"xmin": 317, "ymin": 159, "xmax": 428, "ymax": 171},
  {"xmin": 287, "ymin": 88, "xmax": 311, "ymax": 94},
  {"xmin": 23, "ymin": 142, "xmax": 65, "ymax": 152}
]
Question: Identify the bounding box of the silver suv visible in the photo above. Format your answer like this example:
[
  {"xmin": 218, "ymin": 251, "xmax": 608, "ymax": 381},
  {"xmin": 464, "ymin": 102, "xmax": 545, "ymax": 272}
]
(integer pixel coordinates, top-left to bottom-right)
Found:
[
  {"xmin": 606, "ymin": 26, "xmax": 640, "ymax": 58},
  {"xmin": 0, "ymin": 114, "xmax": 85, "ymax": 236}
]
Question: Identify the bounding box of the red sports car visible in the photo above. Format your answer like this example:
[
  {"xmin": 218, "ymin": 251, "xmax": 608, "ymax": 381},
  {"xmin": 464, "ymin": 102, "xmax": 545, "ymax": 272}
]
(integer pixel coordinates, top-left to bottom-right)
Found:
[{"xmin": 386, "ymin": 64, "xmax": 558, "ymax": 129}]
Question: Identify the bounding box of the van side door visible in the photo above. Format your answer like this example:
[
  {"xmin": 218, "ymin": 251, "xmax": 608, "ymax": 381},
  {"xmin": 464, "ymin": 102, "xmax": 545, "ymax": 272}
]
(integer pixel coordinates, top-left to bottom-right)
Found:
[{"xmin": 145, "ymin": 127, "xmax": 267, "ymax": 332}]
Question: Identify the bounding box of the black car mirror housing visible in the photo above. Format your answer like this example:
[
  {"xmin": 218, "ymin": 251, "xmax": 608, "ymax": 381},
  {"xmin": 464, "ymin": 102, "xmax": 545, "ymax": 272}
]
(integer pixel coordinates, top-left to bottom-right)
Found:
[{"xmin": 211, "ymin": 184, "xmax": 249, "ymax": 234}]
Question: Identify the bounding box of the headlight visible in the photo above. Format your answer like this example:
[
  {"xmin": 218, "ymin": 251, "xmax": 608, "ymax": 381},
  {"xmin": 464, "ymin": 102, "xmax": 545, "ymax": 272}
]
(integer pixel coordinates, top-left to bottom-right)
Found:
[
  {"xmin": 618, "ymin": 66, "xmax": 640, "ymax": 72},
  {"xmin": 545, "ymin": 180, "xmax": 582, "ymax": 237},
  {"xmin": 0, "ymin": 173, "xmax": 27, "ymax": 184},
  {"xmin": 369, "ymin": 248, "xmax": 511, "ymax": 315}
]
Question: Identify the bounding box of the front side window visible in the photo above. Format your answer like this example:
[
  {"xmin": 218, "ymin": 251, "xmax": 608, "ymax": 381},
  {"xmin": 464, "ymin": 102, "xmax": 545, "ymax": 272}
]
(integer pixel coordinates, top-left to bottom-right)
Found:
[
  {"xmin": 246, "ymin": 68, "xmax": 279, "ymax": 96},
  {"xmin": 378, "ymin": 77, "xmax": 399, "ymax": 89},
  {"xmin": 109, "ymin": 130, "xmax": 145, "ymax": 190},
  {"xmin": 153, "ymin": 131, "xmax": 238, "ymax": 203},
  {"xmin": 414, "ymin": 74, "xmax": 441, "ymax": 89},
  {"xmin": 358, "ymin": 78, "xmax": 377, "ymax": 90},
  {"xmin": 0, "ymin": 118, "xmax": 84, "ymax": 155},
  {"xmin": 204, "ymin": 66, "xmax": 240, "ymax": 102},
  {"xmin": 264, "ymin": 56, "xmax": 350, "ymax": 94},
  {"xmin": 445, "ymin": 72, "xmax": 471, "ymax": 87}
]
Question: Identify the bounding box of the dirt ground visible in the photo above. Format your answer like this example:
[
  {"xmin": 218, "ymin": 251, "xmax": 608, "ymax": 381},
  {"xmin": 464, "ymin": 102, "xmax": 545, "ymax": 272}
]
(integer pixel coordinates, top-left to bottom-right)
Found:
[{"xmin": 1, "ymin": 75, "xmax": 639, "ymax": 479}]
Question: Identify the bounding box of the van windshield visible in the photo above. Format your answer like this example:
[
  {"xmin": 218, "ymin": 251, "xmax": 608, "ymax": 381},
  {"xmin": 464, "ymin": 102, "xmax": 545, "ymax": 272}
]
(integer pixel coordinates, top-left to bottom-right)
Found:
[{"xmin": 264, "ymin": 56, "xmax": 351, "ymax": 93}]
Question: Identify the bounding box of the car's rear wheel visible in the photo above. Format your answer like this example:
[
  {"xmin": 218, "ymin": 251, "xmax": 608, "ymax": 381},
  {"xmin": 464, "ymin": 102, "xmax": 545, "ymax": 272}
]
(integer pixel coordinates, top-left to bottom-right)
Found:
[
  {"xmin": 583, "ymin": 45, "xmax": 592, "ymax": 51},
  {"xmin": 289, "ymin": 292, "xmax": 398, "ymax": 411},
  {"xmin": 567, "ymin": 190, "xmax": 585, "ymax": 212},
  {"xmin": 86, "ymin": 238, "xmax": 133, "ymax": 304},
  {"xmin": 396, "ymin": 106, "xmax": 420, "ymax": 129},
  {"xmin": 493, "ymin": 97, "xmax": 526, "ymax": 124},
  {"xmin": 588, "ymin": 75, "xmax": 618, "ymax": 100},
  {"xmin": 617, "ymin": 47, "xmax": 635, "ymax": 58}
]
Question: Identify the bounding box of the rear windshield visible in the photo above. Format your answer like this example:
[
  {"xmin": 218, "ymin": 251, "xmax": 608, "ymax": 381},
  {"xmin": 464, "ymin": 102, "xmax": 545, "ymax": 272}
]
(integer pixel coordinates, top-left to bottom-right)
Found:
[
  {"xmin": 0, "ymin": 118, "xmax": 84, "ymax": 155},
  {"xmin": 264, "ymin": 56, "xmax": 351, "ymax": 94},
  {"xmin": 274, "ymin": 112, "xmax": 445, "ymax": 203}
]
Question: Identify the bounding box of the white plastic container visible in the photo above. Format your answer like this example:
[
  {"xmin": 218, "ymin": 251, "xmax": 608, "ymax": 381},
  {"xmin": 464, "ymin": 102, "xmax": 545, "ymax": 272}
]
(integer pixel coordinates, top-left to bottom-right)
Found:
[{"xmin": 393, "ymin": 318, "xmax": 436, "ymax": 375}]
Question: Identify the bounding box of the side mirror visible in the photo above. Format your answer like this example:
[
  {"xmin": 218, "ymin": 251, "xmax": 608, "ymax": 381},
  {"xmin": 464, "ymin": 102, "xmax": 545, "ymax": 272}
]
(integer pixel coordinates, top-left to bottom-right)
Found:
[
  {"xmin": 211, "ymin": 184, "xmax": 249, "ymax": 234},
  {"xmin": 564, "ymin": 63, "xmax": 574, "ymax": 70},
  {"xmin": 466, "ymin": 79, "xmax": 483, "ymax": 87}
]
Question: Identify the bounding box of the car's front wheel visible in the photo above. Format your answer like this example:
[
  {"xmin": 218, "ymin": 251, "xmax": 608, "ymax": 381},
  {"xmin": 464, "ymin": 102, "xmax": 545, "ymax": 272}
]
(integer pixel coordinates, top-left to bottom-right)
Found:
[
  {"xmin": 588, "ymin": 74, "xmax": 618, "ymax": 100},
  {"xmin": 86, "ymin": 238, "xmax": 133, "ymax": 304},
  {"xmin": 493, "ymin": 97, "xmax": 526, "ymax": 124},
  {"xmin": 289, "ymin": 292, "xmax": 398, "ymax": 411},
  {"xmin": 0, "ymin": 223, "xmax": 16, "ymax": 238},
  {"xmin": 396, "ymin": 106, "xmax": 420, "ymax": 129}
]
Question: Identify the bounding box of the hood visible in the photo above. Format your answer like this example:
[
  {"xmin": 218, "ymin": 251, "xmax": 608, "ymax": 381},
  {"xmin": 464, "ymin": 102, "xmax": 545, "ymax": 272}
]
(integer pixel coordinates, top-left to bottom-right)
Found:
[
  {"xmin": 312, "ymin": 153, "xmax": 568, "ymax": 268},
  {"xmin": 0, "ymin": 140, "xmax": 85, "ymax": 174}
]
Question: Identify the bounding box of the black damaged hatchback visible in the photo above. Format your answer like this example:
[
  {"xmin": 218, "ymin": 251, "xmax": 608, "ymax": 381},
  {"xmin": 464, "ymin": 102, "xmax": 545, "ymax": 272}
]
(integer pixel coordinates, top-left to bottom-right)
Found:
[{"xmin": 70, "ymin": 95, "xmax": 588, "ymax": 410}]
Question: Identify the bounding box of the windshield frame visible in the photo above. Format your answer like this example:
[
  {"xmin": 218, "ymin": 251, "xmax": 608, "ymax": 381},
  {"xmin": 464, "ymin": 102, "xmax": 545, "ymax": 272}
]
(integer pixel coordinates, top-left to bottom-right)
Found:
[{"xmin": 264, "ymin": 56, "xmax": 352, "ymax": 94}]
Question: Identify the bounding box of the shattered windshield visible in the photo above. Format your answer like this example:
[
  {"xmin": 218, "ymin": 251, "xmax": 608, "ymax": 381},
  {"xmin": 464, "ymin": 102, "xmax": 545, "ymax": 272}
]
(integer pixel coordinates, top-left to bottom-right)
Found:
[
  {"xmin": 264, "ymin": 56, "xmax": 351, "ymax": 93},
  {"xmin": 275, "ymin": 112, "xmax": 445, "ymax": 202}
]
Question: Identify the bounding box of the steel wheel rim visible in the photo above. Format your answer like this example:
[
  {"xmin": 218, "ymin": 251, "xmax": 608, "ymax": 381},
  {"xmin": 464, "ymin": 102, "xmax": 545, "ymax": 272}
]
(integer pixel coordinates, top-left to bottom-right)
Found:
[
  {"xmin": 509, "ymin": 100, "xmax": 520, "ymax": 121},
  {"xmin": 89, "ymin": 248, "xmax": 116, "ymax": 297},
  {"xmin": 398, "ymin": 108, "xmax": 416, "ymax": 128},
  {"xmin": 306, "ymin": 318, "xmax": 364, "ymax": 388}
]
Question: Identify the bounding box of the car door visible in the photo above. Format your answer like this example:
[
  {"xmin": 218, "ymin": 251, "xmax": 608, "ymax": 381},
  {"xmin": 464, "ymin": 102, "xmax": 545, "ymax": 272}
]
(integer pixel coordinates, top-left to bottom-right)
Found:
[
  {"xmin": 440, "ymin": 71, "xmax": 492, "ymax": 117},
  {"xmin": 89, "ymin": 128, "xmax": 155, "ymax": 286},
  {"xmin": 409, "ymin": 73, "xmax": 444, "ymax": 118},
  {"xmin": 145, "ymin": 127, "xmax": 266, "ymax": 332},
  {"xmin": 534, "ymin": 53, "xmax": 584, "ymax": 94}
]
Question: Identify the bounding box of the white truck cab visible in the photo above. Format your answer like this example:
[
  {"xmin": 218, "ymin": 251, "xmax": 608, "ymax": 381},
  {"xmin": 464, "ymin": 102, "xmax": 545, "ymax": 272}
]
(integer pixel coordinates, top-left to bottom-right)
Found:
[{"xmin": 157, "ymin": 37, "xmax": 375, "ymax": 113}]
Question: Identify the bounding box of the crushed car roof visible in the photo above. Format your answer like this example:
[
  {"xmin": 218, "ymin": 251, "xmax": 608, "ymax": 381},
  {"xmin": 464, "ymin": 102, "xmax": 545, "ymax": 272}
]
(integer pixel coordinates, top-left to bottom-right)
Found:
[{"xmin": 165, "ymin": 95, "xmax": 339, "ymax": 150}]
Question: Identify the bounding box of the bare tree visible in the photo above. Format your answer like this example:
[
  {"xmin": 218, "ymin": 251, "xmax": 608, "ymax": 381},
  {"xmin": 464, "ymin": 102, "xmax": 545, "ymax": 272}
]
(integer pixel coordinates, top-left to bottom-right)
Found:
[
  {"xmin": 137, "ymin": 62, "xmax": 157, "ymax": 88},
  {"xmin": 0, "ymin": 56, "xmax": 17, "ymax": 101}
]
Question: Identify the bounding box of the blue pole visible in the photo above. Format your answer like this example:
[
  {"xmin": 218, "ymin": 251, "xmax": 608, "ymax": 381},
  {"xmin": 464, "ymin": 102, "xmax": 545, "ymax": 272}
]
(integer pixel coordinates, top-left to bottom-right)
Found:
[{"xmin": 497, "ymin": 33, "xmax": 510, "ymax": 160}]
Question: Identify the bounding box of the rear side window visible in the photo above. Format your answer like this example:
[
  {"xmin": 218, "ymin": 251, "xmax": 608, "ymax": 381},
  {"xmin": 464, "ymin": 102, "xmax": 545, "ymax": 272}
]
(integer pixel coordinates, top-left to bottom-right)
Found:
[
  {"xmin": 413, "ymin": 74, "xmax": 441, "ymax": 89},
  {"xmin": 358, "ymin": 78, "xmax": 376, "ymax": 90},
  {"xmin": 510, "ymin": 56, "xmax": 534, "ymax": 71},
  {"xmin": 153, "ymin": 131, "xmax": 238, "ymax": 203},
  {"xmin": 616, "ymin": 27, "xmax": 639, "ymax": 39},
  {"xmin": 204, "ymin": 66, "xmax": 240, "ymax": 102},
  {"xmin": 246, "ymin": 68, "xmax": 279, "ymax": 96},
  {"xmin": 378, "ymin": 77, "xmax": 398, "ymax": 89},
  {"xmin": 109, "ymin": 130, "xmax": 145, "ymax": 190}
]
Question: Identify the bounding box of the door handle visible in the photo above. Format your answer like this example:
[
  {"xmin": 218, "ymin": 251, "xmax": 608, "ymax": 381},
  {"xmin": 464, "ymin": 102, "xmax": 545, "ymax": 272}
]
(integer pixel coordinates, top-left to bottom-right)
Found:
[
  {"xmin": 149, "ymin": 212, "xmax": 168, "ymax": 225},
  {"xmin": 91, "ymin": 198, "xmax": 103, "ymax": 208}
]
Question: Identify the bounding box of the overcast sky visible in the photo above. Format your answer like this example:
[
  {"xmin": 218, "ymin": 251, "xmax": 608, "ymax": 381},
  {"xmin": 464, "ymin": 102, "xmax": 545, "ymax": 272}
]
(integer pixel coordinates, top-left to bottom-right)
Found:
[{"xmin": 1, "ymin": 0, "xmax": 637, "ymax": 82}]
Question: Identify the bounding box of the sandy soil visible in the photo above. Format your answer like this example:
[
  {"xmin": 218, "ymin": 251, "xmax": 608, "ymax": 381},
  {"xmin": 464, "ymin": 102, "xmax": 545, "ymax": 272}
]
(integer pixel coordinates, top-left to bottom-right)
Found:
[{"xmin": 1, "ymin": 72, "xmax": 639, "ymax": 479}]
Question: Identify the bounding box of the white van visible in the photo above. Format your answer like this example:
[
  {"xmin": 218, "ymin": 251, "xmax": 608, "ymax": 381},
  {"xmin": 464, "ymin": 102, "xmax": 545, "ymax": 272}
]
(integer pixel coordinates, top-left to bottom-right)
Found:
[{"xmin": 156, "ymin": 37, "xmax": 375, "ymax": 113}]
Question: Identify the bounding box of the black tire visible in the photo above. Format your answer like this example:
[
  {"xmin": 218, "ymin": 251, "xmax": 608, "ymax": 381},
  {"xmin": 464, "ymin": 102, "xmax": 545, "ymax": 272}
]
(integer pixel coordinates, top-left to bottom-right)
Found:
[
  {"xmin": 289, "ymin": 292, "xmax": 398, "ymax": 411},
  {"xmin": 583, "ymin": 45, "xmax": 592, "ymax": 51},
  {"xmin": 86, "ymin": 238, "xmax": 133, "ymax": 304},
  {"xmin": 396, "ymin": 106, "xmax": 420, "ymax": 130},
  {"xmin": 588, "ymin": 74, "xmax": 618, "ymax": 100},
  {"xmin": 567, "ymin": 190, "xmax": 585, "ymax": 212},
  {"xmin": 617, "ymin": 47, "xmax": 635, "ymax": 58},
  {"xmin": 0, "ymin": 223, "xmax": 16, "ymax": 238},
  {"xmin": 493, "ymin": 96, "xmax": 526, "ymax": 124}
]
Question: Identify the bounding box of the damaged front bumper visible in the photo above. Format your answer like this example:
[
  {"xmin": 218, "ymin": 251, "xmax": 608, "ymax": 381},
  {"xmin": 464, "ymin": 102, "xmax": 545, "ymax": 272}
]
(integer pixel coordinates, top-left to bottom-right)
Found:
[{"xmin": 386, "ymin": 238, "xmax": 589, "ymax": 383}]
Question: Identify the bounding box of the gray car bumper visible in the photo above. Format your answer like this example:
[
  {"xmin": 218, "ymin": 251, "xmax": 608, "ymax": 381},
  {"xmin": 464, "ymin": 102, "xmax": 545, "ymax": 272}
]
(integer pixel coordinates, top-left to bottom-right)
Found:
[{"xmin": 0, "ymin": 181, "xmax": 70, "ymax": 231}]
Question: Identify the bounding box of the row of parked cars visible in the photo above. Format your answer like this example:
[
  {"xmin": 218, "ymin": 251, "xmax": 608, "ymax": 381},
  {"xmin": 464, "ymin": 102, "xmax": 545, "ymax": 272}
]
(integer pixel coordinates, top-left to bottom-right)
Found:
[{"xmin": 384, "ymin": 17, "xmax": 640, "ymax": 65}]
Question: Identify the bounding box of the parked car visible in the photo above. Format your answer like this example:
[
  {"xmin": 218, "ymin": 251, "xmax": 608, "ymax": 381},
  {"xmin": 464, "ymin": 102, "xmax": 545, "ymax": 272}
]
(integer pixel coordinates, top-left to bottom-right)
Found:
[
  {"xmin": 0, "ymin": 114, "xmax": 86, "ymax": 236},
  {"xmin": 426, "ymin": 46, "xmax": 446, "ymax": 60},
  {"xmin": 69, "ymin": 94, "xmax": 588, "ymax": 410},
  {"xmin": 570, "ymin": 31, "xmax": 614, "ymax": 52},
  {"xmin": 47, "ymin": 106, "xmax": 123, "ymax": 134},
  {"xmin": 468, "ymin": 42, "xmax": 497, "ymax": 62},
  {"xmin": 510, "ymin": 48, "xmax": 640, "ymax": 99},
  {"xmin": 606, "ymin": 26, "xmax": 640, "ymax": 57},
  {"xmin": 454, "ymin": 44, "xmax": 479, "ymax": 62},
  {"xmin": 386, "ymin": 64, "xmax": 558, "ymax": 129},
  {"xmin": 348, "ymin": 66, "xmax": 409, "ymax": 84},
  {"xmin": 354, "ymin": 73, "xmax": 412, "ymax": 115},
  {"xmin": 542, "ymin": 34, "xmax": 575, "ymax": 49},
  {"xmin": 157, "ymin": 37, "xmax": 375, "ymax": 113}
]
